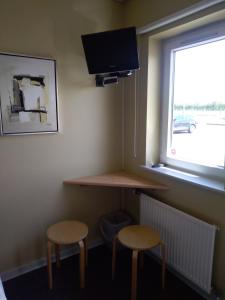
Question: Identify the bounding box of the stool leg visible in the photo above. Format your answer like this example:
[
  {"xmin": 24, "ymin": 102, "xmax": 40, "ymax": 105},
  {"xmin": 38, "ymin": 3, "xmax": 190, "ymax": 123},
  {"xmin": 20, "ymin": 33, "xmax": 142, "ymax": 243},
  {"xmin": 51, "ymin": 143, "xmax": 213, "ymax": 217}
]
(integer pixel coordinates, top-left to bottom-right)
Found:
[
  {"xmin": 160, "ymin": 242, "xmax": 166, "ymax": 289},
  {"xmin": 84, "ymin": 237, "xmax": 88, "ymax": 266},
  {"xmin": 78, "ymin": 240, "xmax": 85, "ymax": 288},
  {"xmin": 47, "ymin": 240, "xmax": 53, "ymax": 289},
  {"xmin": 112, "ymin": 235, "xmax": 118, "ymax": 279},
  {"xmin": 55, "ymin": 244, "xmax": 61, "ymax": 268},
  {"xmin": 131, "ymin": 250, "xmax": 138, "ymax": 300},
  {"xmin": 139, "ymin": 251, "xmax": 144, "ymax": 270}
]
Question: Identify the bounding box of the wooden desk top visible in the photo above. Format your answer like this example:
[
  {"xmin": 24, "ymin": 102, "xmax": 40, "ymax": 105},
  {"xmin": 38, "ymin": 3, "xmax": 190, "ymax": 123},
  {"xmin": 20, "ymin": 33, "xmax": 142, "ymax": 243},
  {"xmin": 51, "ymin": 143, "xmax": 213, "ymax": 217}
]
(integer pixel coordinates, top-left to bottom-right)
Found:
[{"xmin": 64, "ymin": 171, "xmax": 167, "ymax": 190}]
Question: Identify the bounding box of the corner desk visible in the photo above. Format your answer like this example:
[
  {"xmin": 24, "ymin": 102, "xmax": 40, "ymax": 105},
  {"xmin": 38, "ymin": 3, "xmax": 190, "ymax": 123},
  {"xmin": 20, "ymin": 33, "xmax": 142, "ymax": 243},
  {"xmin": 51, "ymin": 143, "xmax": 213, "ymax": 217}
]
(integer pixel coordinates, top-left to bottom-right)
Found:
[{"xmin": 64, "ymin": 171, "xmax": 167, "ymax": 209}]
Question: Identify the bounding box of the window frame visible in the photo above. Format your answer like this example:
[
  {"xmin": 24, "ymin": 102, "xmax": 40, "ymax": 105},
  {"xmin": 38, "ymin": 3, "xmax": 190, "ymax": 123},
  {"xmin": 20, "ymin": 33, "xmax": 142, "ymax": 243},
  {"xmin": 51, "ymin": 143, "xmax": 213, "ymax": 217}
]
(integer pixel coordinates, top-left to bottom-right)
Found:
[{"xmin": 160, "ymin": 19, "xmax": 225, "ymax": 180}]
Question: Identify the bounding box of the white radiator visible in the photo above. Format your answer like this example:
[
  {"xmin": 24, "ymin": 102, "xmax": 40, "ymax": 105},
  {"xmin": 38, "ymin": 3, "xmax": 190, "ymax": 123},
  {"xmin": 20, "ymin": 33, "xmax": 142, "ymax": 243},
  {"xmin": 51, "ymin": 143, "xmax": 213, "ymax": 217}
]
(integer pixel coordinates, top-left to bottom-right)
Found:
[{"xmin": 140, "ymin": 193, "xmax": 217, "ymax": 294}]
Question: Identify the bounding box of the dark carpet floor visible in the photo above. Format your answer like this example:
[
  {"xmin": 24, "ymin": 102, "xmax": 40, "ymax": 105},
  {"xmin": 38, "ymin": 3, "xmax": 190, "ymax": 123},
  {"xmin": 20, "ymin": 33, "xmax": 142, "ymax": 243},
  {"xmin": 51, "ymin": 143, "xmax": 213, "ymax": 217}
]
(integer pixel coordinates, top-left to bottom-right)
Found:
[{"xmin": 3, "ymin": 245, "xmax": 204, "ymax": 300}]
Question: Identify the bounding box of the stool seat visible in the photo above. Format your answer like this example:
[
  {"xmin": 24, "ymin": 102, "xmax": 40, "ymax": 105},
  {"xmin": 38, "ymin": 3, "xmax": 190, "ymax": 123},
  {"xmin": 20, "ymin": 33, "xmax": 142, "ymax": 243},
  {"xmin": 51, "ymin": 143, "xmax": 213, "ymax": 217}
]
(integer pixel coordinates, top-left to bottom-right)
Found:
[
  {"xmin": 118, "ymin": 225, "xmax": 160, "ymax": 250},
  {"xmin": 47, "ymin": 220, "xmax": 88, "ymax": 245}
]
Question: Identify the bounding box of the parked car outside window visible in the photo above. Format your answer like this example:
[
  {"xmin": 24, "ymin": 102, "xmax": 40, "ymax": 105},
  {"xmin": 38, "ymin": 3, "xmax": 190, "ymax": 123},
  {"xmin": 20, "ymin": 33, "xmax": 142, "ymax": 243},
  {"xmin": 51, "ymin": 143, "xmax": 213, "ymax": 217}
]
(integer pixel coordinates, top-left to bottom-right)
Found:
[{"xmin": 173, "ymin": 115, "xmax": 197, "ymax": 133}]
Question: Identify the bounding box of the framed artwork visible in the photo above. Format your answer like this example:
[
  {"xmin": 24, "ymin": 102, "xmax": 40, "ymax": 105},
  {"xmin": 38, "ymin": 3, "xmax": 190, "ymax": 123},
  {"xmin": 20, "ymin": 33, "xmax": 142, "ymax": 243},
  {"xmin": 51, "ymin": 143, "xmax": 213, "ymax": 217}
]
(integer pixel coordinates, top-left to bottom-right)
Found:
[{"xmin": 0, "ymin": 53, "xmax": 58, "ymax": 135}]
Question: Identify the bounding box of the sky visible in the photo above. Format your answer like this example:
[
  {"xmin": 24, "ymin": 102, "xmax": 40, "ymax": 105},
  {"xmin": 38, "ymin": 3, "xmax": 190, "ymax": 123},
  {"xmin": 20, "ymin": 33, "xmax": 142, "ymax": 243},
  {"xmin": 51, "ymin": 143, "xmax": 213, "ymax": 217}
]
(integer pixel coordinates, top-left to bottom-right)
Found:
[{"xmin": 173, "ymin": 38, "xmax": 225, "ymax": 105}]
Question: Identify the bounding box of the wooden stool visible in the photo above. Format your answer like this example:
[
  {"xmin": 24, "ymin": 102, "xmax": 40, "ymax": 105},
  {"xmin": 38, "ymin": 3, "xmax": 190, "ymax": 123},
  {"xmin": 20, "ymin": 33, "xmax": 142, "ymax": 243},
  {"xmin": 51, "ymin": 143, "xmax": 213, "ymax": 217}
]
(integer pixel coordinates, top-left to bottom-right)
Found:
[
  {"xmin": 112, "ymin": 225, "xmax": 166, "ymax": 300},
  {"xmin": 46, "ymin": 220, "xmax": 88, "ymax": 289}
]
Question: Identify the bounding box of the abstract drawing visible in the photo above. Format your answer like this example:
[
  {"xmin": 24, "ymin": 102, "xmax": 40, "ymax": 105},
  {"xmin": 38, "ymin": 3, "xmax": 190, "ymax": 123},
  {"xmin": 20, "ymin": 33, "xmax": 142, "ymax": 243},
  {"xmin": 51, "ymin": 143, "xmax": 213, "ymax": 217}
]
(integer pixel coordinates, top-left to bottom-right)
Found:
[{"xmin": 0, "ymin": 53, "xmax": 58, "ymax": 135}]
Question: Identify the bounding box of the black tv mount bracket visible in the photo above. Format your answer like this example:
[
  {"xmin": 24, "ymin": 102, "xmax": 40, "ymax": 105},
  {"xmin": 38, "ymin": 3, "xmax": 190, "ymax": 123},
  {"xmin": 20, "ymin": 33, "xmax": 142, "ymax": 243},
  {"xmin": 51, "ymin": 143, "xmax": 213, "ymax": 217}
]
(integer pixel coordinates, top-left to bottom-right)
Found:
[{"xmin": 95, "ymin": 71, "xmax": 133, "ymax": 87}]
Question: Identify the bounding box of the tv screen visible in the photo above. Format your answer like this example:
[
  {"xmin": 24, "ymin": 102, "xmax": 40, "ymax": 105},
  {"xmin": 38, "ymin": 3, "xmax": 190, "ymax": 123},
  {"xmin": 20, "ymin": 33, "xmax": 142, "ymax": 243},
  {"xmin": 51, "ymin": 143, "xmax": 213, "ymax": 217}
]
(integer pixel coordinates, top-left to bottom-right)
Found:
[{"xmin": 81, "ymin": 27, "xmax": 139, "ymax": 75}]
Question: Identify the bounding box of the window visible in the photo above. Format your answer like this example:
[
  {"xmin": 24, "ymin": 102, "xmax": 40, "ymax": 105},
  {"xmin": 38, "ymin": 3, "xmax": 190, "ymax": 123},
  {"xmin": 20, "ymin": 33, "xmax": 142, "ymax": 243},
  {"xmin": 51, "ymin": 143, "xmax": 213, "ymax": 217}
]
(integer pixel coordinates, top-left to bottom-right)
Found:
[{"xmin": 160, "ymin": 20, "xmax": 225, "ymax": 179}]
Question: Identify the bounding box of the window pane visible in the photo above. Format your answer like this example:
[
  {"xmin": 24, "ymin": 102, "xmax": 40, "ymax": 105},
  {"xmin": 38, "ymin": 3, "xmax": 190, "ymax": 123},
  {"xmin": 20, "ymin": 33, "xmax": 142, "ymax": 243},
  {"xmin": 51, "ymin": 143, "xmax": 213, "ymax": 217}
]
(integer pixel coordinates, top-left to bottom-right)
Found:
[{"xmin": 167, "ymin": 39, "xmax": 225, "ymax": 168}]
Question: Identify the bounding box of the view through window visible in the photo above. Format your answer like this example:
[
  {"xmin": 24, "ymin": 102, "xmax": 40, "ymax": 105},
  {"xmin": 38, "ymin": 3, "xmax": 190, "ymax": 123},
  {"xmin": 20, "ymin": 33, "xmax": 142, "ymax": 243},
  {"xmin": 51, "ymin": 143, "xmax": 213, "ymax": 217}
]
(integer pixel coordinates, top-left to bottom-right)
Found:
[{"xmin": 167, "ymin": 38, "xmax": 225, "ymax": 170}]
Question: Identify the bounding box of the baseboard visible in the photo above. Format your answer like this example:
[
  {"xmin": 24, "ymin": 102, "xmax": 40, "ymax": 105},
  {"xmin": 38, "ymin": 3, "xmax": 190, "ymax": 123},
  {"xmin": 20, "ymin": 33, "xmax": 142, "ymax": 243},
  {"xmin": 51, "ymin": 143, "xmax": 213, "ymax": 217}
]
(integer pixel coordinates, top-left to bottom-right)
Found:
[{"xmin": 1, "ymin": 239, "xmax": 103, "ymax": 282}]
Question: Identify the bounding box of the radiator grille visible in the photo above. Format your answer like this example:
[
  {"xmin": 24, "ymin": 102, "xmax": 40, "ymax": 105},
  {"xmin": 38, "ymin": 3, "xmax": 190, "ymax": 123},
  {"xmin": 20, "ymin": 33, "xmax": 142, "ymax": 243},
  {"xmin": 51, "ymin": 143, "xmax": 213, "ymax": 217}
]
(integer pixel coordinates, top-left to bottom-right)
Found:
[{"xmin": 140, "ymin": 193, "xmax": 216, "ymax": 294}]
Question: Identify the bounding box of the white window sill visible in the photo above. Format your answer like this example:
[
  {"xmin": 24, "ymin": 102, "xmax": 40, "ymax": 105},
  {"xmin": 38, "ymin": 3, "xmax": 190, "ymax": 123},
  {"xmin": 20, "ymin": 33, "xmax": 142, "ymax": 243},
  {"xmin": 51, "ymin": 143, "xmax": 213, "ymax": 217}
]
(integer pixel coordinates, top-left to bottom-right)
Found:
[{"xmin": 141, "ymin": 165, "xmax": 225, "ymax": 194}]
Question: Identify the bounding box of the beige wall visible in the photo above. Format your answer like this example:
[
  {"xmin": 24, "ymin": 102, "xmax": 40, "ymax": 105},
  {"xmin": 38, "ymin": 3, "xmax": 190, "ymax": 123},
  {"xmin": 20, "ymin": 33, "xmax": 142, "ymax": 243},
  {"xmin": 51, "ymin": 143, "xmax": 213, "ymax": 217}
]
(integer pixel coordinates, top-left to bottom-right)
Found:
[
  {"xmin": 0, "ymin": 0, "xmax": 124, "ymax": 273},
  {"xmin": 123, "ymin": 1, "xmax": 225, "ymax": 299},
  {"xmin": 1, "ymin": 0, "xmax": 225, "ymax": 298}
]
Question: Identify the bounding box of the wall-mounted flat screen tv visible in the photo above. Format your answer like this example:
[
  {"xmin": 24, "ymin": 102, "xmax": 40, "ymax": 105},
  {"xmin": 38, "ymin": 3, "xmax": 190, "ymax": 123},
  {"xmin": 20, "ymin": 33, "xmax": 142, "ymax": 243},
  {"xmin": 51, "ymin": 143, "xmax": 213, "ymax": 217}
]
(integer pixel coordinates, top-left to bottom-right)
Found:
[{"xmin": 81, "ymin": 27, "xmax": 139, "ymax": 75}]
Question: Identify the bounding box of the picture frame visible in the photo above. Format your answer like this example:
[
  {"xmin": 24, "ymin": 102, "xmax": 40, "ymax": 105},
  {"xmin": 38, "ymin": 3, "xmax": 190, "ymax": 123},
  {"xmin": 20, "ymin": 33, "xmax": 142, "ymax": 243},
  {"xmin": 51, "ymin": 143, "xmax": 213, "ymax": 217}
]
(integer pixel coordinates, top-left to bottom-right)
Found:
[{"xmin": 0, "ymin": 53, "xmax": 58, "ymax": 135}]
